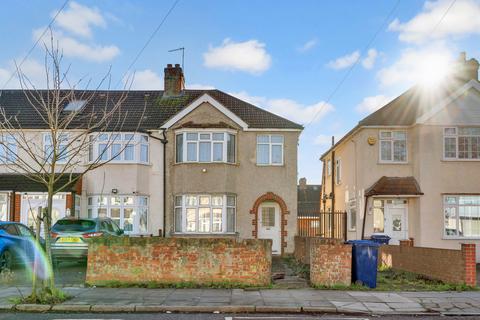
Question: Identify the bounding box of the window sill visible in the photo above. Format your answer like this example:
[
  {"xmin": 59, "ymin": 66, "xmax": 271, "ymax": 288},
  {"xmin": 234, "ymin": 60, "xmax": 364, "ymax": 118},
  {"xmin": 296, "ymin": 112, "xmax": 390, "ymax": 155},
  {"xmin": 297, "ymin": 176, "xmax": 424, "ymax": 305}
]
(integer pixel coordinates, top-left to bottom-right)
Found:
[
  {"xmin": 442, "ymin": 159, "xmax": 480, "ymax": 162},
  {"xmin": 378, "ymin": 161, "xmax": 408, "ymax": 165},
  {"xmin": 443, "ymin": 236, "xmax": 480, "ymax": 240},
  {"xmin": 255, "ymin": 163, "xmax": 284, "ymax": 167},
  {"xmin": 174, "ymin": 162, "xmax": 239, "ymax": 166},
  {"xmin": 171, "ymin": 232, "xmax": 238, "ymax": 238},
  {"xmin": 91, "ymin": 161, "xmax": 152, "ymax": 166}
]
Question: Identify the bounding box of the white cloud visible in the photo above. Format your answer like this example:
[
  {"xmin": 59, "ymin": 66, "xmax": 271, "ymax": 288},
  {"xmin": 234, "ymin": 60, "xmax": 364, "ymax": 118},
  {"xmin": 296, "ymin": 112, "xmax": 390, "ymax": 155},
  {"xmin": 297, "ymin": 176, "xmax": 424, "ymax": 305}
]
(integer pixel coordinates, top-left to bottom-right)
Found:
[
  {"xmin": 187, "ymin": 83, "xmax": 216, "ymax": 90},
  {"xmin": 362, "ymin": 49, "xmax": 378, "ymax": 69},
  {"xmin": 54, "ymin": 1, "xmax": 106, "ymax": 38},
  {"xmin": 356, "ymin": 94, "xmax": 393, "ymax": 114},
  {"xmin": 377, "ymin": 44, "xmax": 455, "ymax": 88},
  {"xmin": 327, "ymin": 50, "xmax": 360, "ymax": 70},
  {"xmin": 126, "ymin": 69, "xmax": 163, "ymax": 90},
  {"xmin": 389, "ymin": 0, "xmax": 480, "ymax": 43},
  {"xmin": 230, "ymin": 91, "xmax": 334, "ymax": 125},
  {"xmin": 0, "ymin": 58, "xmax": 47, "ymax": 89},
  {"xmin": 298, "ymin": 38, "xmax": 318, "ymax": 53},
  {"xmin": 203, "ymin": 39, "xmax": 272, "ymax": 74},
  {"xmin": 33, "ymin": 28, "xmax": 120, "ymax": 62}
]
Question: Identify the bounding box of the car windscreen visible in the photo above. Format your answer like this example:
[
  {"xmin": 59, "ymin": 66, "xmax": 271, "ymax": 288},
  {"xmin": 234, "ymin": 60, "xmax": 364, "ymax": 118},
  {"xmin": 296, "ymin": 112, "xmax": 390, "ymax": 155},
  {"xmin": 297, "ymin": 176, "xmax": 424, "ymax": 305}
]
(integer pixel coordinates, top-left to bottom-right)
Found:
[{"xmin": 52, "ymin": 220, "xmax": 96, "ymax": 232}]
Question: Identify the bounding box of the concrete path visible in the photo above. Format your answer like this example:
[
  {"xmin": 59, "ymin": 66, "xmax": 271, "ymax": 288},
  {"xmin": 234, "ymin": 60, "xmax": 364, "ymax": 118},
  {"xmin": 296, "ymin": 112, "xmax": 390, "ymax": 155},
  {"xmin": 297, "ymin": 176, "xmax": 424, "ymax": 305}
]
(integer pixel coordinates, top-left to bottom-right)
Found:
[{"xmin": 1, "ymin": 287, "xmax": 480, "ymax": 315}]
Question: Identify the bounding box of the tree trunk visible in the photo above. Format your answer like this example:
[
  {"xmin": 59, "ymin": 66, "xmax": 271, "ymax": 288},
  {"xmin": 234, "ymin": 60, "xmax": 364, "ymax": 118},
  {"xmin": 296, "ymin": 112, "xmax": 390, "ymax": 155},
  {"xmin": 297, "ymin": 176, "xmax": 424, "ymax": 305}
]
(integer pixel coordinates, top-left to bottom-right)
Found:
[
  {"xmin": 43, "ymin": 184, "xmax": 56, "ymax": 290},
  {"xmin": 30, "ymin": 206, "xmax": 43, "ymax": 300}
]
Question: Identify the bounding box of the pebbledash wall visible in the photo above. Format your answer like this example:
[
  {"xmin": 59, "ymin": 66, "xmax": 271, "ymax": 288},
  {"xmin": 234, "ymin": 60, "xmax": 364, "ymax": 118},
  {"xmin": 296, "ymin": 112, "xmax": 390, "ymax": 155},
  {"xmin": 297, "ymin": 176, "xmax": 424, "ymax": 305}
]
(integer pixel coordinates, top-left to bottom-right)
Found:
[
  {"xmin": 379, "ymin": 242, "xmax": 477, "ymax": 286},
  {"xmin": 86, "ymin": 237, "xmax": 272, "ymax": 286},
  {"xmin": 294, "ymin": 236, "xmax": 352, "ymax": 286}
]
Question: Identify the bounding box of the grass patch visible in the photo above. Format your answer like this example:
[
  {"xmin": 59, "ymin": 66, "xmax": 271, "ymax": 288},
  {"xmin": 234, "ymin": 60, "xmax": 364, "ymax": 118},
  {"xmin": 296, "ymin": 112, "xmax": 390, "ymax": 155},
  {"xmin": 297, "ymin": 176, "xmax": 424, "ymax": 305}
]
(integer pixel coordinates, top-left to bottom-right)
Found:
[
  {"xmin": 10, "ymin": 288, "xmax": 70, "ymax": 305},
  {"xmin": 87, "ymin": 280, "xmax": 272, "ymax": 289}
]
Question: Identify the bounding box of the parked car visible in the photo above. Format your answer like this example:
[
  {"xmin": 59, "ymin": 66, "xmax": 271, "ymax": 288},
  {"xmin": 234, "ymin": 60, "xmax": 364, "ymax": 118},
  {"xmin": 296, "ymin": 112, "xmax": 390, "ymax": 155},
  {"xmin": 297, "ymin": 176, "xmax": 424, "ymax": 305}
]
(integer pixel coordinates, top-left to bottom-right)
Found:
[
  {"xmin": 51, "ymin": 217, "xmax": 124, "ymax": 263},
  {"xmin": 0, "ymin": 221, "xmax": 43, "ymax": 271}
]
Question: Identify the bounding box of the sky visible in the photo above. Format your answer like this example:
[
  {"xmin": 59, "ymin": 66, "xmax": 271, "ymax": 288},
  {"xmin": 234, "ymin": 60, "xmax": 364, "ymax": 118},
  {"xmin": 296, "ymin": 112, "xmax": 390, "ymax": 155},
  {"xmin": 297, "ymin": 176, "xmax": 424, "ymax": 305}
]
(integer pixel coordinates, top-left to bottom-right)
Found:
[{"xmin": 1, "ymin": 0, "xmax": 480, "ymax": 184}]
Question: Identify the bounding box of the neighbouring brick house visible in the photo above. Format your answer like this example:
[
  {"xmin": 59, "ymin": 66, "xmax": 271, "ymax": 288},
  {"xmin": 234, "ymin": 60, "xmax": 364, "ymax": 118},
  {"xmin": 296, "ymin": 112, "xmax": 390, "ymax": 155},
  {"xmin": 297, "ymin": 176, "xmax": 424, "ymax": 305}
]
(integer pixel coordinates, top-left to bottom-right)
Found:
[
  {"xmin": 320, "ymin": 52, "xmax": 480, "ymax": 262},
  {"xmin": 0, "ymin": 64, "xmax": 302, "ymax": 254}
]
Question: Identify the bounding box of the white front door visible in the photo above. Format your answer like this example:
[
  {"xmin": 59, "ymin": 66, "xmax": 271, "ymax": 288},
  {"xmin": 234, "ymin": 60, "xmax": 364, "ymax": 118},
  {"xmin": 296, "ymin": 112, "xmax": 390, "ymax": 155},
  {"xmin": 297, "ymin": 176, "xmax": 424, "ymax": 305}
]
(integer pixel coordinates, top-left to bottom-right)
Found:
[
  {"xmin": 258, "ymin": 202, "xmax": 281, "ymax": 255},
  {"xmin": 21, "ymin": 194, "xmax": 67, "ymax": 232},
  {"xmin": 384, "ymin": 200, "xmax": 408, "ymax": 245}
]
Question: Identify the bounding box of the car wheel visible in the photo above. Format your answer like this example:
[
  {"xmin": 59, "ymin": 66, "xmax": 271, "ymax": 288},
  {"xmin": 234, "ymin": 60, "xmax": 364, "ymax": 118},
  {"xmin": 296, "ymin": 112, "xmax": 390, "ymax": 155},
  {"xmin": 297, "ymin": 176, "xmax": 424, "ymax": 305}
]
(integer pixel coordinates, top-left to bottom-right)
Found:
[{"xmin": 0, "ymin": 251, "xmax": 13, "ymax": 272}]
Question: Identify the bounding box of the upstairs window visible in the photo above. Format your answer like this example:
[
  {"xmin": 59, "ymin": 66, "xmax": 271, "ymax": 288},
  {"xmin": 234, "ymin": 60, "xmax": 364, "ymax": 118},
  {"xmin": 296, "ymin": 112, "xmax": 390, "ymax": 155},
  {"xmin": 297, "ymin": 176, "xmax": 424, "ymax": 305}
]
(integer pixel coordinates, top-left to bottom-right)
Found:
[
  {"xmin": 175, "ymin": 131, "xmax": 235, "ymax": 164},
  {"xmin": 379, "ymin": 131, "xmax": 407, "ymax": 163},
  {"xmin": 327, "ymin": 159, "xmax": 332, "ymax": 176},
  {"xmin": 0, "ymin": 135, "xmax": 17, "ymax": 163},
  {"xmin": 444, "ymin": 127, "xmax": 480, "ymax": 160},
  {"xmin": 335, "ymin": 158, "xmax": 342, "ymax": 184},
  {"xmin": 43, "ymin": 133, "xmax": 69, "ymax": 163},
  {"xmin": 257, "ymin": 134, "xmax": 284, "ymax": 165},
  {"xmin": 89, "ymin": 133, "xmax": 149, "ymax": 164}
]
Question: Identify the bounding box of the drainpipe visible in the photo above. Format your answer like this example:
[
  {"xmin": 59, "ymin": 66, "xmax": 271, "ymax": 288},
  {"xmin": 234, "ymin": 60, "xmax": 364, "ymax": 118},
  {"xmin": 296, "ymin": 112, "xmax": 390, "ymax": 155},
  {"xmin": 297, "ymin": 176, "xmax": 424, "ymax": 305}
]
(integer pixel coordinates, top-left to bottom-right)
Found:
[
  {"xmin": 321, "ymin": 160, "xmax": 326, "ymax": 212},
  {"xmin": 361, "ymin": 195, "xmax": 369, "ymax": 240},
  {"xmin": 160, "ymin": 129, "xmax": 168, "ymax": 237}
]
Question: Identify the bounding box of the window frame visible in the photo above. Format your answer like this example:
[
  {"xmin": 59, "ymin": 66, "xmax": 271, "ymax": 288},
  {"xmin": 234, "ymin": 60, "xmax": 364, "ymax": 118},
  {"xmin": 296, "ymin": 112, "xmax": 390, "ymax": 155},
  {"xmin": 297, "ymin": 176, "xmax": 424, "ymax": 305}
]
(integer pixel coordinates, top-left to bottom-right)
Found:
[
  {"xmin": 87, "ymin": 194, "xmax": 149, "ymax": 234},
  {"xmin": 443, "ymin": 194, "xmax": 480, "ymax": 239},
  {"xmin": 347, "ymin": 198, "xmax": 357, "ymax": 231},
  {"xmin": 335, "ymin": 158, "xmax": 342, "ymax": 185},
  {"xmin": 443, "ymin": 127, "xmax": 480, "ymax": 161},
  {"xmin": 88, "ymin": 132, "xmax": 150, "ymax": 165},
  {"xmin": 0, "ymin": 134, "xmax": 17, "ymax": 164},
  {"xmin": 327, "ymin": 159, "xmax": 332, "ymax": 176},
  {"xmin": 173, "ymin": 194, "xmax": 236, "ymax": 234},
  {"xmin": 175, "ymin": 129, "xmax": 236, "ymax": 164},
  {"xmin": 379, "ymin": 130, "xmax": 408, "ymax": 164},
  {"xmin": 43, "ymin": 132, "xmax": 69, "ymax": 164},
  {"xmin": 256, "ymin": 134, "xmax": 284, "ymax": 166}
]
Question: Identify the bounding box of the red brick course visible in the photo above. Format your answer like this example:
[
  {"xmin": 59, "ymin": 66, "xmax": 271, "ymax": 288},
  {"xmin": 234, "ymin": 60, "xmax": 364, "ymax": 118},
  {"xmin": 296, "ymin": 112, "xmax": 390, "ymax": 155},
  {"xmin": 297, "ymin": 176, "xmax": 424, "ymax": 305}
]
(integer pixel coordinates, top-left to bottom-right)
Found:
[
  {"xmin": 13, "ymin": 194, "xmax": 21, "ymax": 222},
  {"xmin": 86, "ymin": 237, "xmax": 272, "ymax": 286},
  {"xmin": 379, "ymin": 243, "xmax": 476, "ymax": 286}
]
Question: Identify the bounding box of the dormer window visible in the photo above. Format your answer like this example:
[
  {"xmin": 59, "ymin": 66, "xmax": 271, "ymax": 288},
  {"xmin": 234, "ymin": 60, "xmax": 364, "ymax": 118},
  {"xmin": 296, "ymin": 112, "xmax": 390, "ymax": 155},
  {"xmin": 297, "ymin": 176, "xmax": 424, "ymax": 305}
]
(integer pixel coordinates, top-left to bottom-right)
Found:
[{"xmin": 175, "ymin": 130, "xmax": 236, "ymax": 164}]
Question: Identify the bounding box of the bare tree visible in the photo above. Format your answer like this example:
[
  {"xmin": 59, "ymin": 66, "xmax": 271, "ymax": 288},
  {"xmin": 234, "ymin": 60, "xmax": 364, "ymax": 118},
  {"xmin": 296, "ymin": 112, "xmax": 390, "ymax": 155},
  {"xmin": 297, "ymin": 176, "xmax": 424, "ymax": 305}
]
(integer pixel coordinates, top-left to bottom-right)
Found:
[{"xmin": 0, "ymin": 39, "xmax": 145, "ymax": 301}]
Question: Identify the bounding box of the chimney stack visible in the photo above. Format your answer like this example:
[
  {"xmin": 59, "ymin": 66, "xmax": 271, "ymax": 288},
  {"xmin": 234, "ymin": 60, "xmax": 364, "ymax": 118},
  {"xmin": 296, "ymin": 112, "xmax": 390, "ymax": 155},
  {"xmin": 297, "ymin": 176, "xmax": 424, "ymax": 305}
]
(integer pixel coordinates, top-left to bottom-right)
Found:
[
  {"xmin": 299, "ymin": 177, "xmax": 307, "ymax": 190},
  {"xmin": 164, "ymin": 63, "xmax": 184, "ymax": 97},
  {"xmin": 454, "ymin": 52, "xmax": 479, "ymax": 82}
]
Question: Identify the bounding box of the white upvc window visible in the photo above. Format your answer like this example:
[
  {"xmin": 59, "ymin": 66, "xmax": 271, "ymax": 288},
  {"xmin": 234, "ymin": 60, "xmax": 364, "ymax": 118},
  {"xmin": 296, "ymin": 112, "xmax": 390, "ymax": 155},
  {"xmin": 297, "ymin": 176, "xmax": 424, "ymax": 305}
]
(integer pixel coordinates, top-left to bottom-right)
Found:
[
  {"xmin": 174, "ymin": 194, "xmax": 236, "ymax": 234},
  {"xmin": 88, "ymin": 132, "xmax": 149, "ymax": 164},
  {"xmin": 444, "ymin": 127, "xmax": 480, "ymax": 160},
  {"xmin": 444, "ymin": 195, "xmax": 480, "ymax": 238},
  {"xmin": 87, "ymin": 195, "xmax": 148, "ymax": 234},
  {"xmin": 379, "ymin": 130, "xmax": 407, "ymax": 163},
  {"xmin": 335, "ymin": 158, "xmax": 341, "ymax": 184},
  {"xmin": 175, "ymin": 130, "xmax": 236, "ymax": 164},
  {"xmin": 256, "ymin": 134, "xmax": 284, "ymax": 165},
  {"xmin": 0, "ymin": 193, "xmax": 8, "ymax": 221},
  {"xmin": 43, "ymin": 132, "xmax": 69, "ymax": 164},
  {"xmin": 0, "ymin": 134, "xmax": 17, "ymax": 163},
  {"xmin": 348, "ymin": 198, "xmax": 357, "ymax": 231},
  {"xmin": 327, "ymin": 159, "xmax": 332, "ymax": 176}
]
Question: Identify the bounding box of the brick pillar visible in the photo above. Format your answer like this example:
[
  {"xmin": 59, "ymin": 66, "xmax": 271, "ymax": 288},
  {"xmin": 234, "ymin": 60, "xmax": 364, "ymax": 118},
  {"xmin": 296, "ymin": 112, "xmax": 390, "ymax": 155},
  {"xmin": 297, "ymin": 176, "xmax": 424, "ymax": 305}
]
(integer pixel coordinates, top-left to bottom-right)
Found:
[
  {"xmin": 399, "ymin": 238, "xmax": 414, "ymax": 247},
  {"xmin": 461, "ymin": 243, "xmax": 476, "ymax": 286},
  {"xmin": 66, "ymin": 194, "xmax": 73, "ymax": 211},
  {"xmin": 13, "ymin": 194, "xmax": 21, "ymax": 222}
]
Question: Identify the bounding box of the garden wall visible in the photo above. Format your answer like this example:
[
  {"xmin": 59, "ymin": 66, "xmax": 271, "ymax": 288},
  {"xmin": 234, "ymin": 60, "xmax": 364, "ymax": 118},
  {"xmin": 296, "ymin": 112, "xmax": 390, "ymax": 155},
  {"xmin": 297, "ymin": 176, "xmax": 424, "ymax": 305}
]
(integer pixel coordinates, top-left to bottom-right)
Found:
[
  {"xmin": 294, "ymin": 236, "xmax": 352, "ymax": 286},
  {"xmin": 86, "ymin": 237, "xmax": 272, "ymax": 286},
  {"xmin": 379, "ymin": 243, "xmax": 476, "ymax": 286}
]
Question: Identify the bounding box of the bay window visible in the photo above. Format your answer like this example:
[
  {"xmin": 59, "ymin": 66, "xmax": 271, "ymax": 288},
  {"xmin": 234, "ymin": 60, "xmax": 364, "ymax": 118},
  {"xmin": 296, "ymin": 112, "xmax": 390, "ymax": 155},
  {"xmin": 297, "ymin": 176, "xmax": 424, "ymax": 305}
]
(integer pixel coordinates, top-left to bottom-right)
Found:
[
  {"xmin": 256, "ymin": 134, "xmax": 284, "ymax": 165},
  {"xmin": 379, "ymin": 131, "xmax": 407, "ymax": 163},
  {"xmin": 89, "ymin": 133, "xmax": 149, "ymax": 164},
  {"xmin": 175, "ymin": 131, "xmax": 236, "ymax": 164},
  {"xmin": 444, "ymin": 195, "xmax": 480, "ymax": 237},
  {"xmin": 444, "ymin": 127, "xmax": 480, "ymax": 160},
  {"xmin": 87, "ymin": 195, "xmax": 148, "ymax": 234},
  {"xmin": 174, "ymin": 194, "xmax": 236, "ymax": 234}
]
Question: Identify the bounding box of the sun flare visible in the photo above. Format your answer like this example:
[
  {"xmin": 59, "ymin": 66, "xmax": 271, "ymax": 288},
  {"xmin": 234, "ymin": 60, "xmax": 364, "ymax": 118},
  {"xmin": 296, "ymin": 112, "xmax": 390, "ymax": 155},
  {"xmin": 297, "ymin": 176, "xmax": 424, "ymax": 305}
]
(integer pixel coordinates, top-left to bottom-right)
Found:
[{"xmin": 416, "ymin": 54, "xmax": 452, "ymax": 88}]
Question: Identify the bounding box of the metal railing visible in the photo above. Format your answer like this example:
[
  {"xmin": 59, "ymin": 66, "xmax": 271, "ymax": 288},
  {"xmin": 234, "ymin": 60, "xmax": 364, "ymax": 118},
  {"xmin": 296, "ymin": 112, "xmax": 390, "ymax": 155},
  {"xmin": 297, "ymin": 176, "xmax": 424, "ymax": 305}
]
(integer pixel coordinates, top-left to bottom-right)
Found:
[{"xmin": 297, "ymin": 210, "xmax": 347, "ymax": 240}]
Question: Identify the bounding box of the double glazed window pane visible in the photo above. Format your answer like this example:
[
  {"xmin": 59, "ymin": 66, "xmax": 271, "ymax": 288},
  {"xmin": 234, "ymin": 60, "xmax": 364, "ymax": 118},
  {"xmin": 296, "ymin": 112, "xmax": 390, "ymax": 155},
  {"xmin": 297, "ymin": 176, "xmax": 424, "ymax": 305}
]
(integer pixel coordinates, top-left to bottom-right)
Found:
[
  {"xmin": 199, "ymin": 208, "xmax": 211, "ymax": 232},
  {"xmin": 393, "ymin": 140, "xmax": 406, "ymax": 162},
  {"xmin": 177, "ymin": 132, "xmax": 235, "ymax": 163},
  {"xmin": 199, "ymin": 142, "xmax": 211, "ymax": 162},
  {"xmin": 380, "ymin": 141, "xmax": 392, "ymax": 161},
  {"xmin": 212, "ymin": 208, "xmax": 222, "ymax": 232},
  {"xmin": 186, "ymin": 208, "xmax": 196, "ymax": 232},
  {"xmin": 140, "ymin": 144, "xmax": 148, "ymax": 162},
  {"xmin": 272, "ymin": 145, "xmax": 283, "ymax": 164},
  {"xmin": 187, "ymin": 142, "xmax": 197, "ymax": 161},
  {"xmin": 124, "ymin": 144, "xmax": 134, "ymax": 161},
  {"xmin": 227, "ymin": 134, "xmax": 235, "ymax": 163},
  {"xmin": 257, "ymin": 144, "xmax": 269, "ymax": 164},
  {"xmin": 176, "ymin": 134, "xmax": 183, "ymax": 162},
  {"xmin": 213, "ymin": 143, "xmax": 223, "ymax": 161},
  {"xmin": 111, "ymin": 144, "xmax": 121, "ymax": 160},
  {"xmin": 444, "ymin": 137, "xmax": 456, "ymax": 158}
]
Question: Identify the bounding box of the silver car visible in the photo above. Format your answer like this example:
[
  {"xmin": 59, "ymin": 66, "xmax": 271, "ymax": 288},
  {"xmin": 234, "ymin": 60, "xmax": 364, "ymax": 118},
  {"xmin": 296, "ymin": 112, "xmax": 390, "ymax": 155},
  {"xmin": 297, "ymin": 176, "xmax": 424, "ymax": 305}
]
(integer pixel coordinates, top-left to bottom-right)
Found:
[{"xmin": 51, "ymin": 218, "xmax": 123, "ymax": 262}]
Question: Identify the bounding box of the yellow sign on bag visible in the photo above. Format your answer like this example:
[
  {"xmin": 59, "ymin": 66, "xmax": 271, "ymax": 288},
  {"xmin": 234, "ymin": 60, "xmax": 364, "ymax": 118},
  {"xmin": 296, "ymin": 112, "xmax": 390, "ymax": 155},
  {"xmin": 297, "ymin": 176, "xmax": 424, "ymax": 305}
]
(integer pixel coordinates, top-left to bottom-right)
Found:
[{"xmin": 58, "ymin": 237, "xmax": 81, "ymax": 243}]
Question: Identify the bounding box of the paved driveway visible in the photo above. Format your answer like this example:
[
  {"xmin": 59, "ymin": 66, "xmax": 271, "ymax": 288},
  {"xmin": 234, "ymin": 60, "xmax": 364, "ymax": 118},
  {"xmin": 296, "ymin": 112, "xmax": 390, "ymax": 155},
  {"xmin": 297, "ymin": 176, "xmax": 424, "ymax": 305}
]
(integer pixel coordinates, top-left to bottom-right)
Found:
[{"xmin": 0, "ymin": 261, "xmax": 86, "ymax": 287}]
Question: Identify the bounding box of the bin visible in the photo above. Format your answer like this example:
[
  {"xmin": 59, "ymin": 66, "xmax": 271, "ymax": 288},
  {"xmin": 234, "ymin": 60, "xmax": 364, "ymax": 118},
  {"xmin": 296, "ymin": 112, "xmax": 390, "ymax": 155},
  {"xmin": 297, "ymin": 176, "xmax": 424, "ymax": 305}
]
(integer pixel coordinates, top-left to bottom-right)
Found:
[
  {"xmin": 370, "ymin": 234, "xmax": 391, "ymax": 245},
  {"xmin": 346, "ymin": 240, "xmax": 380, "ymax": 288}
]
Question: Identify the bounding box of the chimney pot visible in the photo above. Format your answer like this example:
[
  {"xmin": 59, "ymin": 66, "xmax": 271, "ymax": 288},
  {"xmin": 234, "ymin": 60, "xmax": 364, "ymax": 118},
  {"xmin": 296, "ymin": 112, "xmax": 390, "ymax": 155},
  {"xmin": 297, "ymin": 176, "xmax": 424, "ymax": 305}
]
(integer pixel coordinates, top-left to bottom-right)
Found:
[
  {"xmin": 175, "ymin": 63, "xmax": 180, "ymax": 68},
  {"xmin": 164, "ymin": 63, "xmax": 185, "ymax": 97},
  {"xmin": 453, "ymin": 52, "xmax": 479, "ymax": 82},
  {"xmin": 299, "ymin": 177, "xmax": 307, "ymax": 190}
]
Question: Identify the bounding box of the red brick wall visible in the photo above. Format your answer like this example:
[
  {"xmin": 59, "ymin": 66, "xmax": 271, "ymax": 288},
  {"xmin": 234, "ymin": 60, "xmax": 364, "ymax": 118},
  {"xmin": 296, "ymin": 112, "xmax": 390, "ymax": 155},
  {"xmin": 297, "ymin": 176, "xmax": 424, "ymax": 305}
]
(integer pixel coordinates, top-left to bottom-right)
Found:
[
  {"xmin": 13, "ymin": 194, "xmax": 21, "ymax": 222},
  {"xmin": 309, "ymin": 239, "xmax": 352, "ymax": 287},
  {"xmin": 379, "ymin": 243, "xmax": 476, "ymax": 286},
  {"xmin": 294, "ymin": 236, "xmax": 308, "ymax": 264},
  {"xmin": 65, "ymin": 194, "xmax": 73, "ymax": 212},
  {"xmin": 86, "ymin": 237, "xmax": 272, "ymax": 286}
]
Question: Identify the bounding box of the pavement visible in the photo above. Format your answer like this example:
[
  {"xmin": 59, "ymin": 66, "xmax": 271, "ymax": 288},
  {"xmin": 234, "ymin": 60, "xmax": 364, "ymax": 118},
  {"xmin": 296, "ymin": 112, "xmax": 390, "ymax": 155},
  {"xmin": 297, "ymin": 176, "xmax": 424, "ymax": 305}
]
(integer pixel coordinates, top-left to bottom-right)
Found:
[{"xmin": 0, "ymin": 287, "xmax": 480, "ymax": 316}]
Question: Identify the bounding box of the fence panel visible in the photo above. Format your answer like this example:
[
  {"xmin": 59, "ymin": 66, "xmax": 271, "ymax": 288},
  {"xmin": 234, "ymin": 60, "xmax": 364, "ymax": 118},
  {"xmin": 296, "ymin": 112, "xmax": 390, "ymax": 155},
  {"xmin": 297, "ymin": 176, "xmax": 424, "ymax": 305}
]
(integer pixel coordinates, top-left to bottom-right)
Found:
[{"xmin": 297, "ymin": 210, "xmax": 347, "ymax": 240}]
